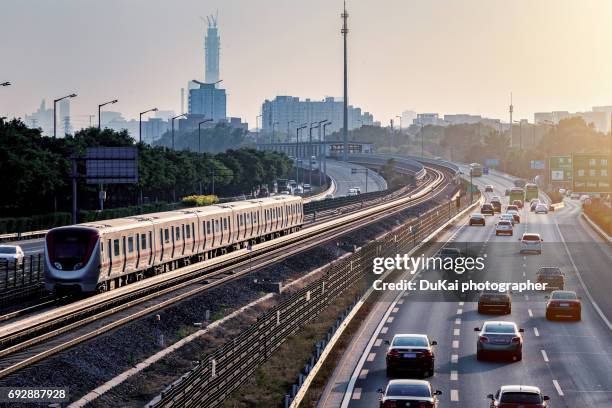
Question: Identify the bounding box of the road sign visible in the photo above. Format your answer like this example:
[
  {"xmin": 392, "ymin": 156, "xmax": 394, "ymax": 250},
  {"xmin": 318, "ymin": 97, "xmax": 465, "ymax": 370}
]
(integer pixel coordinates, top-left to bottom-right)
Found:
[
  {"xmin": 530, "ymin": 160, "xmax": 545, "ymax": 170},
  {"xmin": 572, "ymin": 153, "xmax": 610, "ymax": 193},
  {"xmin": 85, "ymin": 147, "xmax": 139, "ymax": 184},
  {"xmin": 549, "ymin": 156, "xmax": 572, "ymax": 182}
]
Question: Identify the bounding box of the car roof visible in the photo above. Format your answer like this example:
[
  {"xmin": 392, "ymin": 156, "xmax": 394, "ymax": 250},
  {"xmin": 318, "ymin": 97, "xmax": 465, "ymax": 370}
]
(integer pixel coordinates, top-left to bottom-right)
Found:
[
  {"xmin": 551, "ymin": 290, "xmax": 577, "ymax": 296},
  {"xmin": 500, "ymin": 385, "xmax": 541, "ymax": 394},
  {"xmin": 393, "ymin": 333, "xmax": 429, "ymax": 340},
  {"xmin": 0, "ymin": 245, "xmax": 20, "ymax": 249},
  {"xmin": 482, "ymin": 321, "xmax": 517, "ymax": 329},
  {"xmin": 387, "ymin": 379, "xmax": 431, "ymax": 387}
]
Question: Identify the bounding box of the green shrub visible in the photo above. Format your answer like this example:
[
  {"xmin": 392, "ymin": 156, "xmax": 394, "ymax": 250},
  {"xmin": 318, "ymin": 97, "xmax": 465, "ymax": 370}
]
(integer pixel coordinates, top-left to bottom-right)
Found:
[{"xmin": 181, "ymin": 195, "xmax": 219, "ymax": 207}]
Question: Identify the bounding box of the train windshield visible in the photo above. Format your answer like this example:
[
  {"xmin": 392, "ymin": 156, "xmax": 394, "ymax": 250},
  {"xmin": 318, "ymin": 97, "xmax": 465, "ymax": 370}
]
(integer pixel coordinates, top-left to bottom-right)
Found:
[{"xmin": 46, "ymin": 228, "xmax": 98, "ymax": 270}]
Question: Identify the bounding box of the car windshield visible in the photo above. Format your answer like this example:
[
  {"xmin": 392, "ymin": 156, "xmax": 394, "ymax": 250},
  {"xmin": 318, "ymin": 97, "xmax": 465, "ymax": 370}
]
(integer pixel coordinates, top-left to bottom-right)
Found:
[
  {"xmin": 500, "ymin": 392, "xmax": 542, "ymax": 403},
  {"xmin": 523, "ymin": 235, "xmax": 540, "ymax": 241},
  {"xmin": 483, "ymin": 324, "xmax": 516, "ymax": 333},
  {"xmin": 393, "ymin": 337, "xmax": 429, "ymax": 347},
  {"xmin": 0, "ymin": 247, "xmax": 17, "ymax": 254},
  {"xmin": 482, "ymin": 204, "xmax": 492, "ymax": 209},
  {"xmin": 386, "ymin": 384, "xmax": 431, "ymax": 398},
  {"xmin": 507, "ymin": 206, "xmax": 518, "ymax": 211},
  {"xmin": 472, "ymin": 214, "xmax": 483, "ymax": 218},
  {"xmin": 551, "ymin": 292, "xmax": 577, "ymax": 300}
]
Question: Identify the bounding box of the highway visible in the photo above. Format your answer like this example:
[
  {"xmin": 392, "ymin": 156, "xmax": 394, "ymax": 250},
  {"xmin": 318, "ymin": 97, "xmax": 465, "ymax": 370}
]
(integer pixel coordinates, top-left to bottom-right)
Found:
[
  {"xmin": 319, "ymin": 168, "xmax": 612, "ymax": 407},
  {"xmin": 325, "ymin": 160, "xmax": 387, "ymax": 197}
]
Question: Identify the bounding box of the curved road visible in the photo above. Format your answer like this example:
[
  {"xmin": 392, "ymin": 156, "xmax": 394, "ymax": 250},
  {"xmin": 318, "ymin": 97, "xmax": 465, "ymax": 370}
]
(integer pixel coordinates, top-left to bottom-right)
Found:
[
  {"xmin": 319, "ymin": 167, "xmax": 612, "ymax": 407},
  {"xmin": 325, "ymin": 160, "xmax": 387, "ymax": 197}
]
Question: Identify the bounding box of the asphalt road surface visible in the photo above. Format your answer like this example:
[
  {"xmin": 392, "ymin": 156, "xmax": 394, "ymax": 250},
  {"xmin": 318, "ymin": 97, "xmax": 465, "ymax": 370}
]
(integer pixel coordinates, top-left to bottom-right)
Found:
[
  {"xmin": 325, "ymin": 160, "xmax": 387, "ymax": 197},
  {"xmin": 319, "ymin": 167, "xmax": 612, "ymax": 407}
]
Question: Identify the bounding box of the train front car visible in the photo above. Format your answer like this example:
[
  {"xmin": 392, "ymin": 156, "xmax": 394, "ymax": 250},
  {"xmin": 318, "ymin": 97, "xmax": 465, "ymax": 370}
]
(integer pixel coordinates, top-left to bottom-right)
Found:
[{"xmin": 45, "ymin": 226, "xmax": 102, "ymax": 293}]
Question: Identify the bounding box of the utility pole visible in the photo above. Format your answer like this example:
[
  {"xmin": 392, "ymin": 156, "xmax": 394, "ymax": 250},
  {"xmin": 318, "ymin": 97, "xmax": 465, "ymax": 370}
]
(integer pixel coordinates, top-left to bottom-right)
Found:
[
  {"xmin": 341, "ymin": 1, "xmax": 349, "ymax": 161},
  {"xmin": 322, "ymin": 121, "xmax": 332, "ymax": 184}
]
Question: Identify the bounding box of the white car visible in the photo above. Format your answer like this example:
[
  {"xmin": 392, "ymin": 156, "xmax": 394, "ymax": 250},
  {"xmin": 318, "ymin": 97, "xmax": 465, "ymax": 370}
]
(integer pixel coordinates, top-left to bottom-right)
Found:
[
  {"xmin": 0, "ymin": 245, "xmax": 25, "ymax": 265},
  {"xmin": 535, "ymin": 204, "xmax": 548, "ymax": 214},
  {"xmin": 303, "ymin": 183, "xmax": 312, "ymax": 191},
  {"xmin": 347, "ymin": 188, "xmax": 360, "ymax": 196},
  {"xmin": 519, "ymin": 233, "xmax": 543, "ymax": 254},
  {"xmin": 495, "ymin": 220, "xmax": 514, "ymax": 236}
]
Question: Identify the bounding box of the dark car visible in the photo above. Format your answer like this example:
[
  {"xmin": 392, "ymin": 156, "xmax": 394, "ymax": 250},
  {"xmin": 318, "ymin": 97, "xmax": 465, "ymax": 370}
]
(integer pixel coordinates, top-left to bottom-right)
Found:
[
  {"xmin": 504, "ymin": 188, "xmax": 510, "ymax": 196},
  {"xmin": 512, "ymin": 199, "xmax": 523, "ymax": 209},
  {"xmin": 478, "ymin": 291, "xmax": 511, "ymax": 314},
  {"xmin": 385, "ymin": 334, "xmax": 436, "ymax": 377},
  {"xmin": 469, "ymin": 213, "xmax": 486, "ymax": 226},
  {"xmin": 481, "ymin": 203, "xmax": 494, "ymax": 215},
  {"xmin": 379, "ymin": 380, "xmax": 441, "ymax": 408},
  {"xmin": 546, "ymin": 290, "xmax": 581, "ymax": 320},
  {"xmin": 536, "ymin": 267, "xmax": 564, "ymax": 290},
  {"xmin": 488, "ymin": 385, "xmax": 550, "ymax": 407},
  {"xmin": 475, "ymin": 321, "xmax": 524, "ymax": 361},
  {"xmin": 491, "ymin": 200, "xmax": 502, "ymax": 213}
]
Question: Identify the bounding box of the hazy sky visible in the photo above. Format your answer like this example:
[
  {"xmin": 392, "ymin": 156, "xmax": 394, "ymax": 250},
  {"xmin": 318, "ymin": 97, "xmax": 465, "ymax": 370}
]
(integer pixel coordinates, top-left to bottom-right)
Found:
[{"xmin": 2, "ymin": 0, "xmax": 612, "ymax": 128}]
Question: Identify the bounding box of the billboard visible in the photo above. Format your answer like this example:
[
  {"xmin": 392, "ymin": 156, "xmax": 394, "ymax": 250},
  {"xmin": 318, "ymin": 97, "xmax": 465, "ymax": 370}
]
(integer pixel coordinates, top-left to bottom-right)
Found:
[
  {"xmin": 530, "ymin": 160, "xmax": 545, "ymax": 170},
  {"xmin": 571, "ymin": 154, "xmax": 610, "ymax": 193},
  {"xmin": 85, "ymin": 147, "xmax": 139, "ymax": 184},
  {"xmin": 549, "ymin": 156, "xmax": 572, "ymax": 182}
]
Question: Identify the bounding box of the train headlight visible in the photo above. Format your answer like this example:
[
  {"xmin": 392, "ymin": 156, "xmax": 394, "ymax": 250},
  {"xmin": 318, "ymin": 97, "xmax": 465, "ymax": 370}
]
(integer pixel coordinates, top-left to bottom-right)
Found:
[{"xmin": 54, "ymin": 262, "xmax": 63, "ymax": 270}]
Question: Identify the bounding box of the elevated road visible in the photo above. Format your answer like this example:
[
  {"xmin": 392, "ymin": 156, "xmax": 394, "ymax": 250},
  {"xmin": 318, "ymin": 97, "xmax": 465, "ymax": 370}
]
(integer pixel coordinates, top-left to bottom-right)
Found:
[
  {"xmin": 320, "ymin": 167, "xmax": 612, "ymax": 407},
  {"xmin": 325, "ymin": 160, "xmax": 387, "ymax": 197}
]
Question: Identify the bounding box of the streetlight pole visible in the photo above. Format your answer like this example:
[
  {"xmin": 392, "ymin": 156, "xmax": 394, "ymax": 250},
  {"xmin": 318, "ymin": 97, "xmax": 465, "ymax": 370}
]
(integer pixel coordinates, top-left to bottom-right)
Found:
[
  {"xmin": 98, "ymin": 99, "xmax": 118, "ymax": 129},
  {"xmin": 316, "ymin": 120, "xmax": 327, "ymax": 186},
  {"xmin": 322, "ymin": 121, "xmax": 332, "ymax": 183},
  {"xmin": 256, "ymin": 114, "xmax": 262, "ymax": 147},
  {"xmin": 308, "ymin": 122, "xmax": 321, "ymax": 186},
  {"xmin": 53, "ymin": 93, "xmax": 77, "ymax": 138},
  {"xmin": 171, "ymin": 113, "xmax": 187, "ymax": 150},
  {"xmin": 139, "ymin": 108, "xmax": 158, "ymax": 144}
]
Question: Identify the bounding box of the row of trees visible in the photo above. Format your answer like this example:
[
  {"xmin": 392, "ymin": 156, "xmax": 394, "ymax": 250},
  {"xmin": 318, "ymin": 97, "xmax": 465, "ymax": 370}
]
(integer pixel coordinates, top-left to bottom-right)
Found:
[{"xmin": 0, "ymin": 119, "xmax": 292, "ymax": 218}]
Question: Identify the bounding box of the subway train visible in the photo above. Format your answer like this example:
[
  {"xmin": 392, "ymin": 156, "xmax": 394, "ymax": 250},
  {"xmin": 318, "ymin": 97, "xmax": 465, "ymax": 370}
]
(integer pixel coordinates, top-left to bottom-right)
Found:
[{"xmin": 44, "ymin": 195, "xmax": 304, "ymax": 293}]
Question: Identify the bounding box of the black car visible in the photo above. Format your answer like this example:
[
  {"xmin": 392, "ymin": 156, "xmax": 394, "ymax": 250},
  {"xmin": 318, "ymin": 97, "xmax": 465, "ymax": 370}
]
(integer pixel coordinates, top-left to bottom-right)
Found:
[
  {"xmin": 481, "ymin": 203, "xmax": 494, "ymax": 215},
  {"xmin": 469, "ymin": 213, "xmax": 486, "ymax": 226},
  {"xmin": 478, "ymin": 291, "xmax": 512, "ymax": 314},
  {"xmin": 379, "ymin": 380, "xmax": 441, "ymax": 408},
  {"xmin": 491, "ymin": 200, "xmax": 502, "ymax": 213},
  {"xmin": 386, "ymin": 334, "xmax": 436, "ymax": 377},
  {"xmin": 536, "ymin": 267, "xmax": 564, "ymax": 290}
]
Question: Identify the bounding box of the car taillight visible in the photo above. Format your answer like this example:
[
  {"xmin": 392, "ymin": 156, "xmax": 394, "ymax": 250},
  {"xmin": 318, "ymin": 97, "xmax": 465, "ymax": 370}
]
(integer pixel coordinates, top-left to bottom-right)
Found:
[
  {"xmin": 387, "ymin": 349, "xmax": 400, "ymax": 357},
  {"xmin": 419, "ymin": 403, "xmax": 433, "ymax": 408},
  {"xmin": 511, "ymin": 336, "xmax": 521, "ymax": 344},
  {"xmin": 479, "ymin": 336, "xmax": 488, "ymax": 343},
  {"xmin": 383, "ymin": 401, "xmax": 397, "ymax": 408},
  {"xmin": 420, "ymin": 350, "xmax": 432, "ymax": 358}
]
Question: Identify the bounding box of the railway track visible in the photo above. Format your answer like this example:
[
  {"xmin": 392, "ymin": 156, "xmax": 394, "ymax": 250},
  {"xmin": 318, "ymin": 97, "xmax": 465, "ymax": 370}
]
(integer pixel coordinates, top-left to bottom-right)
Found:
[{"xmin": 0, "ymin": 167, "xmax": 450, "ymax": 380}]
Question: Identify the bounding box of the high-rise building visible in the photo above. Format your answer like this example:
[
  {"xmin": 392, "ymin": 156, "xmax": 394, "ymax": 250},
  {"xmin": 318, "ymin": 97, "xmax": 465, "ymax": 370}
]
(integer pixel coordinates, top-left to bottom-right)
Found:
[
  {"xmin": 204, "ymin": 14, "xmax": 220, "ymax": 84},
  {"xmin": 188, "ymin": 81, "xmax": 227, "ymax": 121},
  {"xmin": 24, "ymin": 99, "xmax": 53, "ymax": 136},
  {"xmin": 260, "ymin": 96, "xmax": 375, "ymax": 140}
]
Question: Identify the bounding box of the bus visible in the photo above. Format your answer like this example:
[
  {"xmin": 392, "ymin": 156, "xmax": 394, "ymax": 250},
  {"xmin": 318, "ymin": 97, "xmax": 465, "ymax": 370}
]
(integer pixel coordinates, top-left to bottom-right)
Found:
[
  {"xmin": 469, "ymin": 163, "xmax": 483, "ymax": 177},
  {"xmin": 509, "ymin": 188, "xmax": 525, "ymax": 205},
  {"xmin": 525, "ymin": 183, "xmax": 539, "ymax": 201}
]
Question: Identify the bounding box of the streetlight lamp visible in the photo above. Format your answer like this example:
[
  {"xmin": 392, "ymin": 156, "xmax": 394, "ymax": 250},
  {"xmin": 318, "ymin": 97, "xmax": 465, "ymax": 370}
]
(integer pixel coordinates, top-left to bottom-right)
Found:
[
  {"xmin": 171, "ymin": 113, "xmax": 187, "ymax": 150},
  {"xmin": 98, "ymin": 99, "xmax": 118, "ymax": 129},
  {"xmin": 53, "ymin": 93, "xmax": 77, "ymax": 138},
  {"xmin": 295, "ymin": 123, "xmax": 308, "ymax": 184},
  {"xmin": 0, "ymin": 82, "xmax": 10, "ymax": 87},
  {"xmin": 139, "ymin": 108, "xmax": 158, "ymax": 143}
]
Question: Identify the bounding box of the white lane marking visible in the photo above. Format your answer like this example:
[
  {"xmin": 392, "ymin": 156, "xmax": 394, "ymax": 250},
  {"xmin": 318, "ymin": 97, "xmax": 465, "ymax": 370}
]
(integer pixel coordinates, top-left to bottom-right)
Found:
[
  {"xmin": 523, "ymin": 271, "xmax": 526, "ymax": 277},
  {"xmin": 452, "ymin": 340, "xmax": 459, "ymax": 349},
  {"xmin": 522, "ymin": 263, "xmax": 527, "ymax": 268},
  {"xmin": 525, "ymin": 294, "xmax": 529, "ymax": 301},
  {"xmin": 534, "ymin": 327, "xmax": 540, "ymax": 337},
  {"xmin": 553, "ymin": 380, "xmax": 565, "ymax": 396},
  {"xmin": 358, "ymin": 369, "xmax": 368, "ymax": 380},
  {"xmin": 528, "ymin": 309, "xmax": 533, "ymax": 317},
  {"xmin": 381, "ymin": 327, "xmax": 389, "ymax": 334},
  {"xmin": 367, "ymin": 353, "xmax": 376, "ymax": 362},
  {"xmin": 392, "ymin": 307, "xmax": 399, "ymax": 313},
  {"xmin": 458, "ymin": 301, "xmax": 464, "ymax": 306},
  {"xmin": 453, "ymin": 328, "xmax": 460, "ymax": 336},
  {"xmin": 352, "ymin": 388, "xmax": 362, "ymax": 400},
  {"xmin": 523, "ymin": 256, "xmax": 527, "ymax": 260},
  {"xmin": 456, "ymin": 308, "xmax": 463, "ymax": 315},
  {"xmin": 451, "ymin": 389, "xmax": 459, "ymax": 401},
  {"xmin": 554, "ymin": 219, "xmax": 612, "ymax": 331},
  {"xmin": 455, "ymin": 318, "xmax": 461, "ymax": 325},
  {"xmin": 541, "ymin": 349, "xmax": 549, "ymax": 362},
  {"xmin": 450, "ymin": 370, "xmax": 458, "ymax": 381},
  {"xmin": 387, "ymin": 316, "xmax": 395, "ymax": 323},
  {"xmin": 397, "ymin": 299, "xmax": 404, "ymax": 305},
  {"xmin": 451, "ymin": 354, "xmax": 458, "ymax": 363},
  {"xmin": 374, "ymin": 339, "xmax": 382, "ymax": 347}
]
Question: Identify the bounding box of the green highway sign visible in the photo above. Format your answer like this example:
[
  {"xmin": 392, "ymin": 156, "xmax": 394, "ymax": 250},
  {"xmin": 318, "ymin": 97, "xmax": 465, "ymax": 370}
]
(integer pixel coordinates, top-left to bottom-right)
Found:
[
  {"xmin": 549, "ymin": 156, "xmax": 572, "ymax": 182},
  {"xmin": 571, "ymin": 154, "xmax": 610, "ymax": 193}
]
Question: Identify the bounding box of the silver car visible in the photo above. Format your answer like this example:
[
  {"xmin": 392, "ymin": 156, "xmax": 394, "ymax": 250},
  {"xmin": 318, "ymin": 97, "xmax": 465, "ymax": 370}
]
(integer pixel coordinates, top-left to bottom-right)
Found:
[{"xmin": 475, "ymin": 321, "xmax": 524, "ymax": 361}]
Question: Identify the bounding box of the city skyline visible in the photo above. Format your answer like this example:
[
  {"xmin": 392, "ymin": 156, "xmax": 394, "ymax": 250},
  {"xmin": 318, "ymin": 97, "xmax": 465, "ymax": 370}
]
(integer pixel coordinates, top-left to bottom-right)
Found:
[{"xmin": 2, "ymin": 0, "xmax": 612, "ymax": 130}]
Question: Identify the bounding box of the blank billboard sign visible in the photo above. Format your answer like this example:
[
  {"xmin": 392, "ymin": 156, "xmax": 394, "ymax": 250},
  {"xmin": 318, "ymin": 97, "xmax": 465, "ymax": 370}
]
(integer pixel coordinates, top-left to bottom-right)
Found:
[{"xmin": 85, "ymin": 147, "xmax": 139, "ymax": 184}]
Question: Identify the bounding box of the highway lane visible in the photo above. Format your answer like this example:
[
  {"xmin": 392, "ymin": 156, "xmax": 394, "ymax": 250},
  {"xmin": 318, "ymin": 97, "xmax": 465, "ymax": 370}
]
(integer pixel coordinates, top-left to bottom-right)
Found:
[
  {"xmin": 325, "ymin": 160, "xmax": 387, "ymax": 197},
  {"xmin": 325, "ymin": 171, "xmax": 612, "ymax": 407}
]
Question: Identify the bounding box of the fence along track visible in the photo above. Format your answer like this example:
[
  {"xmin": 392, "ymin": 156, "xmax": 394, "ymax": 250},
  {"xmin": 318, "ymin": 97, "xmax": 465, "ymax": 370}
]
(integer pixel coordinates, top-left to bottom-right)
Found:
[{"xmin": 146, "ymin": 193, "xmax": 471, "ymax": 407}]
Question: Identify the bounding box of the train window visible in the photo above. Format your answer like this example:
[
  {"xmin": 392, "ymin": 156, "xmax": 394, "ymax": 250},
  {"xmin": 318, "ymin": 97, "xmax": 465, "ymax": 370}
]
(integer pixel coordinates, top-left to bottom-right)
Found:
[
  {"xmin": 128, "ymin": 236, "xmax": 134, "ymax": 253},
  {"xmin": 223, "ymin": 218, "xmax": 228, "ymax": 230},
  {"xmin": 215, "ymin": 219, "xmax": 219, "ymax": 232},
  {"xmin": 164, "ymin": 228, "xmax": 169, "ymax": 243},
  {"xmin": 176, "ymin": 226, "xmax": 181, "ymax": 240},
  {"xmin": 141, "ymin": 233, "xmax": 147, "ymax": 250},
  {"xmin": 206, "ymin": 220, "xmax": 211, "ymax": 235},
  {"xmin": 185, "ymin": 224, "xmax": 191, "ymax": 239},
  {"xmin": 113, "ymin": 239, "xmax": 120, "ymax": 257}
]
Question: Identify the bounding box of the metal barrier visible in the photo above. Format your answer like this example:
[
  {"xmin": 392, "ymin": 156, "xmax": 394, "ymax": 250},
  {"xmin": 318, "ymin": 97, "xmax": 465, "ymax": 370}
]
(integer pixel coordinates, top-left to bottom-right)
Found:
[
  {"xmin": 146, "ymin": 192, "xmax": 476, "ymax": 408},
  {"xmin": 0, "ymin": 254, "xmax": 44, "ymax": 291},
  {"xmin": 303, "ymin": 187, "xmax": 399, "ymax": 214}
]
